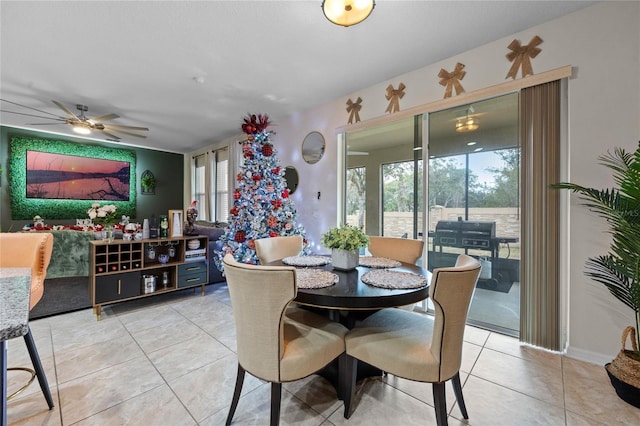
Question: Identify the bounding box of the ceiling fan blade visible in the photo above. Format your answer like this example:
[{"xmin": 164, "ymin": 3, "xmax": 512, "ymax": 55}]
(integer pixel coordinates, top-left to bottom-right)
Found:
[
  {"xmin": 98, "ymin": 129, "xmax": 121, "ymax": 141},
  {"xmin": 0, "ymin": 109, "xmax": 66, "ymax": 121},
  {"xmin": 1, "ymin": 99, "xmax": 65, "ymax": 118},
  {"xmin": 104, "ymin": 123, "xmax": 150, "ymax": 131},
  {"xmin": 26, "ymin": 122, "xmax": 65, "ymax": 126},
  {"xmin": 106, "ymin": 128, "xmax": 148, "ymax": 139},
  {"xmin": 52, "ymin": 100, "xmax": 81, "ymax": 121},
  {"xmin": 90, "ymin": 113, "xmax": 119, "ymax": 123}
]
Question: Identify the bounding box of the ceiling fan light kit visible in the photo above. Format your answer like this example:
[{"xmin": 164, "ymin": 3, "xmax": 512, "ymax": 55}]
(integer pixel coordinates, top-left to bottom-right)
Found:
[{"xmin": 322, "ymin": 0, "xmax": 375, "ymax": 27}]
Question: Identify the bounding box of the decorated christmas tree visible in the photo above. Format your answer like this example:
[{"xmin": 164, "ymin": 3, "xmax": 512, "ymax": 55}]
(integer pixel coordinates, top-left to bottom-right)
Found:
[{"xmin": 214, "ymin": 113, "xmax": 309, "ymax": 269}]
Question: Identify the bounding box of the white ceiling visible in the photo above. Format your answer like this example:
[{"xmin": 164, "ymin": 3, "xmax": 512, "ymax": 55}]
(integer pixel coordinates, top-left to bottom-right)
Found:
[{"xmin": 0, "ymin": 1, "xmax": 595, "ymax": 153}]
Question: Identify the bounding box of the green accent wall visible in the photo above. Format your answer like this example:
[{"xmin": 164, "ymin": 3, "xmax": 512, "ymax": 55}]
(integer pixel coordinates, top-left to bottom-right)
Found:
[{"xmin": 0, "ymin": 126, "xmax": 184, "ymax": 231}]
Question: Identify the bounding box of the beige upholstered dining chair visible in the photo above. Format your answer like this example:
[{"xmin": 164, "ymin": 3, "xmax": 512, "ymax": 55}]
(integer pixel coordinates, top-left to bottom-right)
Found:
[
  {"xmin": 368, "ymin": 236, "xmax": 425, "ymax": 310},
  {"xmin": 343, "ymin": 254, "xmax": 481, "ymax": 425},
  {"xmin": 367, "ymin": 236, "xmax": 424, "ymax": 265},
  {"xmin": 222, "ymin": 254, "xmax": 347, "ymax": 425},
  {"xmin": 254, "ymin": 235, "xmax": 303, "ymax": 265},
  {"xmin": 0, "ymin": 233, "xmax": 55, "ymax": 409}
]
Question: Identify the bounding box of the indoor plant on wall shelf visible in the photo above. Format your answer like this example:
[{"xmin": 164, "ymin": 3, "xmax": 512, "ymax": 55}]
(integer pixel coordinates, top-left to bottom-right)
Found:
[
  {"xmin": 553, "ymin": 142, "xmax": 640, "ymax": 407},
  {"xmin": 141, "ymin": 171, "xmax": 156, "ymax": 194},
  {"xmin": 322, "ymin": 224, "xmax": 369, "ymax": 271}
]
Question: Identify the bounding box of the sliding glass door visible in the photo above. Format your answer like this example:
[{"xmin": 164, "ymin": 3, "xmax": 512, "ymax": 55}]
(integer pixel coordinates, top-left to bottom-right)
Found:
[{"xmin": 427, "ymin": 93, "xmax": 521, "ymax": 335}]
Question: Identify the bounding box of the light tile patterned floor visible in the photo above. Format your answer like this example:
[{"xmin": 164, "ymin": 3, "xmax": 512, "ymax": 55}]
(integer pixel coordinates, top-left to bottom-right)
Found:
[{"xmin": 6, "ymin": 283, "xmax": 640, "ymax": 425}]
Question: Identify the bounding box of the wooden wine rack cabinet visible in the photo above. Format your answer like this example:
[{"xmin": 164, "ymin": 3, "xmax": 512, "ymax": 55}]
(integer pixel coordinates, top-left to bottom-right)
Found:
[{"xmin": 89, "ymin": 235, "xmax": 209, "ymax": 320}]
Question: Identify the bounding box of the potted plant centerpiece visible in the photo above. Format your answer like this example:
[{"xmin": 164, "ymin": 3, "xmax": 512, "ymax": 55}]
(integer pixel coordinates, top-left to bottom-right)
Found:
[
  {"xmin": 553, "ymin": 142, "xmax": 640, "ymax": 407},
  {"xmin": 322, "ymin": 224, "xmax": 369, "ymax": 271}
]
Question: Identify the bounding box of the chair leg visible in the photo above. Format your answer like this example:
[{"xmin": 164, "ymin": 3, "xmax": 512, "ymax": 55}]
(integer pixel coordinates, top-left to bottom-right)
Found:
[
  {"xmin": 270, "ymin": 382, "xmax": 282, "ymax": 426},
  {"xmin": 432, "ymin": 382, "xmax": 448, "ymax": 426},
  {"xmin": 451, "ymin": 372, "xmax": 468, "ymax": 419},
  {"xmin": 23, "ymin": 328, "xmax": 54, "ymax": 409},
  {"xmin": 225, "ymin": 364, "xmax": 245, "ymax": 425},
  {"xmin": 341, "ymin": 354, "xmax": 358, "ymax": 418},
  {"xmin": 2, "ymin": 340, "xmax": 8, "ymax": 426}
]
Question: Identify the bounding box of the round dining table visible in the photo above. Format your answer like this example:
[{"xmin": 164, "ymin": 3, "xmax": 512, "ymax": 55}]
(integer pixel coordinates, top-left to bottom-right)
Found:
[{"xmin": 268, "ymin": 257, "xmax": 431, "ymax": 328}]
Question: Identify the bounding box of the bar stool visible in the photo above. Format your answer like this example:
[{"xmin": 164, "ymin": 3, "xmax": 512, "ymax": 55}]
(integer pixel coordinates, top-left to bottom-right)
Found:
[
  {"xmin": 1, "ymin": 233, "xmax": 56, "ymax": 426},
  {"xmin": 1, "ymin": 268, "xmax": 53, "ymax": 426}
]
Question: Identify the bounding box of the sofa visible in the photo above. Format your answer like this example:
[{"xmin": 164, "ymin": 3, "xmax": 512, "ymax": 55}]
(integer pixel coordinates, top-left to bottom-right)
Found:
[{"xmin": 190, "ymin": 220, "xmax": 227, "ymax": 284}]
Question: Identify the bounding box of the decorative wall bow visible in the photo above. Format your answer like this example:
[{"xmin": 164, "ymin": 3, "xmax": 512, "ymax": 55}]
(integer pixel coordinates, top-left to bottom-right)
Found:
[
  {"xmin": 346, "ymin": 97, "xmax": 363, "ymax": 124},
  {"xmin": 438, "ymin": 62, "xmax": 466, "ymax": 98},
  {"xmin": 385, "ymin": 83, "xmax": 406, "ymax": 114},
  {"xmin": 505, "ymin": 35, "xmax": 543, "ymax": 79}
]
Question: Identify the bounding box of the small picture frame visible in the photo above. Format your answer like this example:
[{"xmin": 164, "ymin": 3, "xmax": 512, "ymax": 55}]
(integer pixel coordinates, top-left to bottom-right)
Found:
[{"xmin": 168, "ymin": 210, "xmax": 183, "ymax": 238}]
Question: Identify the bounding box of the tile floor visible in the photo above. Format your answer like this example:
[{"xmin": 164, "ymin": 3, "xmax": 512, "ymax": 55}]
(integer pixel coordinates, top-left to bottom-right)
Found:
[{"xmin": 6, "ymin": 283, "xmax": 640, "ymax": 425}]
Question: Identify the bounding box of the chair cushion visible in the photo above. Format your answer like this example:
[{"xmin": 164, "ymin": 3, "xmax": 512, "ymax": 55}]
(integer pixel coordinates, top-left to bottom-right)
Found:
[
  {"xmin": 280, "ymin": 307, "xmax": 348, "ymax": 382},
  {"xmin": 346, "ymin": 308, "xmax": 445, "ymax": 382}
]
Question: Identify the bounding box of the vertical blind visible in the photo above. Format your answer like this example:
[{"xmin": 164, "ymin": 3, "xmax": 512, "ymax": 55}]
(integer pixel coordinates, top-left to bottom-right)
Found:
[{"xmin": 520, "ymin": 80, "xmax": 562, "ymax": 351}]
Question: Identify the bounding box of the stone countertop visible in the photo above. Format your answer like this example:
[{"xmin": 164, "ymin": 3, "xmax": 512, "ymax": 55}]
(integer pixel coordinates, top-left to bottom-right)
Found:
[{"xmin": 0, "ymin": 268, "xmax": 31, "ymax": 341}]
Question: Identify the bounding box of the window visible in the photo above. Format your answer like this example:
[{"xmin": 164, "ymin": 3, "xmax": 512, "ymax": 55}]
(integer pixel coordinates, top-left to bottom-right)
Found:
[
  {"xmin": 192, "ymin": 153, "xmax": 208, "ymax": 220},
  {"xmin": 346, "ymin": 166, "xmax": 366, "ymax": 231},
  {"xmin": 191, "ymin": 146, "xmax": 230, "ymax": 222},
  {"xmin": 214, "ymin": 147, "xmax": 229, "ymax": 222}
]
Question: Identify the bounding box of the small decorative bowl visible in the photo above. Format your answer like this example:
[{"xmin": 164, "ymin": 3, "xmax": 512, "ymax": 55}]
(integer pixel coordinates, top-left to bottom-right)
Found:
[
  {"xmin": 158, "ymin": 254, "xmax": 170, "ymax": 264},
  {"xmin": 187, "ymin": 239, "xmax": 200, "ymax": 250}
]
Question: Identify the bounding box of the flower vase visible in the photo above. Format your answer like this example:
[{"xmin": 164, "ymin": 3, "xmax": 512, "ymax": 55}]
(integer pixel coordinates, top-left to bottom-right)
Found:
[
  {"xmin": 102, "ymin": 225, "xmax": 114, "ymax": 243},
  {"xmin": 331, "ymin": 248, "xmax": 359, "ymax": 271}
]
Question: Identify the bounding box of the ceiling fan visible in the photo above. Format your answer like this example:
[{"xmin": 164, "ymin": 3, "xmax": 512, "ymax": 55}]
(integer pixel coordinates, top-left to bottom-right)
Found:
[{"xmin": 0, "ymin": 99, "xmax": 149, "ymax": 141}]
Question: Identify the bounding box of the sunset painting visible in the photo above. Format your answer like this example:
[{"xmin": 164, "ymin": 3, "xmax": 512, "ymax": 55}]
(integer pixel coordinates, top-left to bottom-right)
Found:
[{"xmin": 26, "ymin": 150, "xmax": 131, "ymax": 201}]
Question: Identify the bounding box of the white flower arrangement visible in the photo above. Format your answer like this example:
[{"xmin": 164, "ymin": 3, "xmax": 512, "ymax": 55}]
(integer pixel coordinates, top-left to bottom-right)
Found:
[{"xmin": 87, "ymin": 203, "xmax": 118, "ymax": 227}]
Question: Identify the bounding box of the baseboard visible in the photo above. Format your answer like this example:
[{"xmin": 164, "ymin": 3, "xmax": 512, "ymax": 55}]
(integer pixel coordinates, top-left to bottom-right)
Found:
[{"xmin": 565, "ymin": 345, "xmax": 612, "ymax": 366}]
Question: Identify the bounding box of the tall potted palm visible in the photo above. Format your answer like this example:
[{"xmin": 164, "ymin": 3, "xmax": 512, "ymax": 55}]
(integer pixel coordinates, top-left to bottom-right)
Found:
[{"xmin": 553, "ymin": 142, "xmax": 640, "ymax": 406}]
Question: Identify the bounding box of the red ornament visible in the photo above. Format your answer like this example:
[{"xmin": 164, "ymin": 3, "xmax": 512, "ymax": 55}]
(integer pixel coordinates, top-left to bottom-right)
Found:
[
  {"xmin": 262, "ymin": 143, "xmax": 273, "ymax": 156},
  {"xmin": 272, "ymin": 167, "xmax": 281, "ymax": 174},
  {"xmin": 269, "ymin": 231, "xmax": 279, "ymax": 237},
  {"xmin": 233, "ymin": 190, "xmax": 241, "ymax": 200},
  {"xmin": 271, "ymin": 199, "xmax": 282, "ymax": 209},
  {"xmin": 252, "ymin": 174, "xmax": 261, "ymax": 182},
  {"xmin": 244, "ymin": 151, "xmax": 254, "ymax": 159},
  {"xmin": 282, "ymin": 189, "xmax": 289, "ymax": 199},
  {"xmin": 230, "ymin": 206, "xmax": 239, "ymax": 216},
  {"xmin": 267, "ymin": 216, "xmax": 278, "ymax": 228},
  {"xmin": 234, "ymin": 231, "xmax": 246, "ymax": 243}
]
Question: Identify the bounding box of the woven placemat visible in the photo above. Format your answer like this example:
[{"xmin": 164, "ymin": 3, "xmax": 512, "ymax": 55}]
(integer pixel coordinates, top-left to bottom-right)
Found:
[
  {"xmin": 361, "ymin": 270, "xmax": 427, "ymax": 289},
  {"xmin": 359, "ymin": 256, "xmax": 402, "ymax": 268},
  {"xmin": 295, "ymin": 269, "xmax": 338, "ymax": 289},
  {"xmin": 283, "ymin": 255, "xmax": 331, "ymax": 267}
]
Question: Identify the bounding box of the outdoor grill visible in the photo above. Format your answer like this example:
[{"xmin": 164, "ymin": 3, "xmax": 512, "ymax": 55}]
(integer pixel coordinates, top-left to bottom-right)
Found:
[{"xmin": 434, "ymin": 220, "xmax": 496, "ymax": 250}]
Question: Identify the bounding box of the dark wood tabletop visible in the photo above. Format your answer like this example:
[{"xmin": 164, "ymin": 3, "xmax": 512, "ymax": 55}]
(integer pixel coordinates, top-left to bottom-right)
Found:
[{"xmin": 268, "ymin": 258, "xmax": 430, "ymax": 311}]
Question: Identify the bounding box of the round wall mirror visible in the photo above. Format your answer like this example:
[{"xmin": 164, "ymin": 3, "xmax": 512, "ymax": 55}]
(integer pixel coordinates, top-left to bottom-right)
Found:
[
  {"xmin": 301, "ymin": 131, "xmax": 325, "ymax": 164},
  {"xmin": 284, "ymin": 166, "xmax": 299, "ymax": 194}
]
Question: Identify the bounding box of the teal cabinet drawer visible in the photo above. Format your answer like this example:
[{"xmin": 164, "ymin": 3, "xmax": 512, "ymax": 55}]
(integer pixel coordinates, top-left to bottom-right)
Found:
[
  {"xmin": 177, "ymin": 261, "xmax": 208, "ymax": 288},
  {"xmin": 178, "ymin": 262, "xmax": 207, "ymax": 275}
]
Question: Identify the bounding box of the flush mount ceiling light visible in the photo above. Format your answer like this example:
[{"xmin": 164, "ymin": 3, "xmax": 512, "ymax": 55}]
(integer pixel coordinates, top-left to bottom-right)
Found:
[
  {"xmin": 322, "ymin": 0, "xmax": 375, "ymax": 27},
  {"xmin": 455, "ymin": 107, "xmax": 479, "ymax": 133}
]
